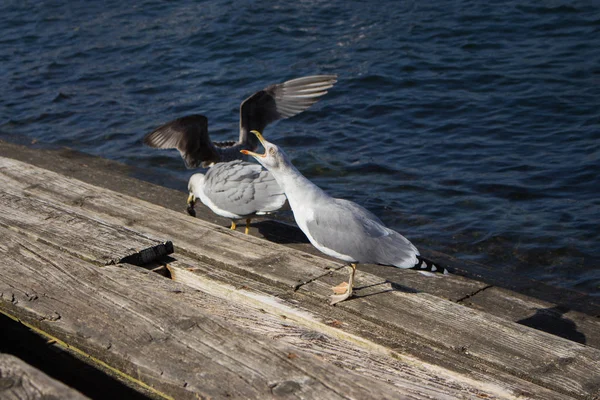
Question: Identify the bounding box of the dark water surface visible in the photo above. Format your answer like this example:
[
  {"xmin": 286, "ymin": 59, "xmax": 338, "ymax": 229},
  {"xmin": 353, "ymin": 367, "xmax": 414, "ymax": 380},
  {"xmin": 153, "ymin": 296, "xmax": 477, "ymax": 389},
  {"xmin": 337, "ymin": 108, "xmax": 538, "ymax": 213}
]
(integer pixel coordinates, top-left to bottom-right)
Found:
[{"xmin": 1, "ymin": 1, "xmax": 599, "ymax": 295}]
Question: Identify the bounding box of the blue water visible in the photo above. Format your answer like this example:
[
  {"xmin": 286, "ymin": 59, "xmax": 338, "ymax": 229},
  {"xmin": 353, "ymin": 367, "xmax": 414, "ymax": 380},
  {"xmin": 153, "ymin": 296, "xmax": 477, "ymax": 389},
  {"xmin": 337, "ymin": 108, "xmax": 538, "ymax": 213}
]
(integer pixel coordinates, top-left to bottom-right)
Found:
[{"xmin": 1, "ymin": 1, "xmax": 599, "ymax": 295}]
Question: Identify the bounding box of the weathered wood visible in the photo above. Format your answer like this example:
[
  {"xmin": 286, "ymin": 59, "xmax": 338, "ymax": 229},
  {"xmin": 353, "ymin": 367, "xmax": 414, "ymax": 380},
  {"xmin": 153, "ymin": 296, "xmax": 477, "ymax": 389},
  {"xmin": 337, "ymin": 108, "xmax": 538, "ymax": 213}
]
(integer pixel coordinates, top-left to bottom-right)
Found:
[
  {"xmin": 0, "ymin": 313, "xmax": 156, "ymax": 400},
  {"xmin": 167, "ymin": 258, "xmax": 527, "ymax": 400},
  {"xmin": 0, "ymin": 228, "xmax": 408, "ymax": 400},
  {"xmin": 167, "ymin": 260, "xmax": 578, "ymax": 400},
  {"xmin": 1, "ymin": 156, "xmax": 600, "ymax": 399},
  {"xmin": 428, "ymin": 249, "xmax": 600, "ymax": 317},
  {"xmin": 302, "ymin": 271, "xmax": 600, "ymax": 399},
  {"xmin": 119, "ymin": 241, "xmax": 174, "ymax": 266},
  {"xmin": 0, "ymin": 158, "xmax": 338, "ymax": 289},
  {"xmin": 0, "ymin": 353, "xmax": 89, "ymax": 400},
  {"xmin": 0, "ymin": 189, "xmax": 163, "ymax": 266},
  {"xmin": 463, "ymin": 286, "xmax": 600, "ymax": 349},
  {"xmin": 0, "ymin": 169, "xmax": 520, "ymax": 399}
]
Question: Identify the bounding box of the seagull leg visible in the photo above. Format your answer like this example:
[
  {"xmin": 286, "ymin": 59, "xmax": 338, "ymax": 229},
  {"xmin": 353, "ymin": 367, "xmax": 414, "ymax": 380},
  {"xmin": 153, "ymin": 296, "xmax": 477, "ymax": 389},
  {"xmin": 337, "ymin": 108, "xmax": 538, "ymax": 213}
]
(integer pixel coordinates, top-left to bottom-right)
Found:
[
  {"xmin": 230, "ymin": 221, "xmax": 237, "ymax": 230},
  {"xmin": 330, "ymin": 263, "xmax": 357, "ymax": 305},
  {"xmin": 245, "ymin": 218, "xmax": 251, "ymax": 235}
]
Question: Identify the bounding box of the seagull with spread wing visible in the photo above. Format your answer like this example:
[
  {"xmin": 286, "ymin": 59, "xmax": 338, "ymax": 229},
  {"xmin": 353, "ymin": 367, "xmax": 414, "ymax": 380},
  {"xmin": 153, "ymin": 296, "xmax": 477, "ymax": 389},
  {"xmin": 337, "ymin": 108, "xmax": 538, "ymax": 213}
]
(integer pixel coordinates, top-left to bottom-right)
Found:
[
  {"xmin": 143, "ymin": 75, "xmax": 336, "ymax": 233},
  {"xmin": 144, "ymin": 75, "xmax": 337, "ymax": 167}
]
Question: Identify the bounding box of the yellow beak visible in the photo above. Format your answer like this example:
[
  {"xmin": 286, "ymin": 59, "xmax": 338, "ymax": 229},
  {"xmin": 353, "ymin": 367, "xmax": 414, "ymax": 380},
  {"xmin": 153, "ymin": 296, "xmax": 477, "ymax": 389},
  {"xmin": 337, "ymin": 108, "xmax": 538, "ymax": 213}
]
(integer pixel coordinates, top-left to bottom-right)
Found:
[{"xmin": 240, "ymin": 130, "xmax": 266, "ymax": 157}]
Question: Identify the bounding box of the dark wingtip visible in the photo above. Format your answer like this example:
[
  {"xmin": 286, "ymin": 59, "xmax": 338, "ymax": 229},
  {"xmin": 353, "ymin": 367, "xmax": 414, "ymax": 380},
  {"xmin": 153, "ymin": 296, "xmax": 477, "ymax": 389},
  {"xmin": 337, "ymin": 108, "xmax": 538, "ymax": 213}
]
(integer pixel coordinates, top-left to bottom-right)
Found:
[
  {"xmin": 143, "ymin": 125, "xmax": 168, "ymax": 148},
  {"xmin": 142, "ymin": 132, "xmax": 154, "ymax": 146},
  {"xmin": 413, "ymin": 256, "xmax": 450, "ymax": 274}
]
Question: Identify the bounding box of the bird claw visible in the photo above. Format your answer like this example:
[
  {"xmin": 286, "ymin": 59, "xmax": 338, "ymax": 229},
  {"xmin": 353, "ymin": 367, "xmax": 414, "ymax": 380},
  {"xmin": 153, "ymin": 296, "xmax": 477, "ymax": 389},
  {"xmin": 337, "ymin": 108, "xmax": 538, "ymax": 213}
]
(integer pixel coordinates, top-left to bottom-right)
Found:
[
  {"xmin": 330, "ymin": 282, "xmax": 352, "ymax": 305},
  {"xmin": 330, "ymin": 291, "xmax": 352, "ymax": 305},
  {"xmin": 331, "ymin": 282, "xmax": 349, "ymax": 295}
]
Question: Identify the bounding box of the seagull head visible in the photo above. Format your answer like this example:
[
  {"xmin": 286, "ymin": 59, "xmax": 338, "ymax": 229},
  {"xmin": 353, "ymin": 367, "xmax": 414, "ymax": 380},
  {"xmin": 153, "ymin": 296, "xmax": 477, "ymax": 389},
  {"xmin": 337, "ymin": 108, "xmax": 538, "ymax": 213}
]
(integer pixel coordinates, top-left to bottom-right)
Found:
[
  {"xmin": 186, "ymin": 173, "xmax": 206, "ymax": 217},
  {"xmin": 241, "ymin": 130, "xmax": 289, "ymax": 171}
]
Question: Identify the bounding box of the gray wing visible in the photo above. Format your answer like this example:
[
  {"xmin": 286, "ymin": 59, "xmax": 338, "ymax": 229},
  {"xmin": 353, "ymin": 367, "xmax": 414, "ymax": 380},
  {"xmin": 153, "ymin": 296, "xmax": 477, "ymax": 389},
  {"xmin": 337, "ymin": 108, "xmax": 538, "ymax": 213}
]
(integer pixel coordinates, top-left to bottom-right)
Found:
[
  {"xmin": 143, "ymin": 115, "xmax": 220, "ymax": 168},
  {"xmin": 305, "ymin": 198, "xmax": 419, "ymax": 268},
  {"xmin": 239, "ymin": 75, "xmax": 337, "ymax": 148},
  {"xmin": 204, "ymin": 160, "xmax": 287, "ymax": 217}
]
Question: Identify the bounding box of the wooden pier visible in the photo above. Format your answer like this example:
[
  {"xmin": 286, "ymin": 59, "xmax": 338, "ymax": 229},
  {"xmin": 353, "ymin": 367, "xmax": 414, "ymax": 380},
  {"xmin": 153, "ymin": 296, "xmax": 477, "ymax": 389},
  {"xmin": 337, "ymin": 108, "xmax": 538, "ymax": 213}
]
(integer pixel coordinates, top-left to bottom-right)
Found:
[{"xmin": 1, "ymin": 140, "xmax": 599, "ymax": 399}]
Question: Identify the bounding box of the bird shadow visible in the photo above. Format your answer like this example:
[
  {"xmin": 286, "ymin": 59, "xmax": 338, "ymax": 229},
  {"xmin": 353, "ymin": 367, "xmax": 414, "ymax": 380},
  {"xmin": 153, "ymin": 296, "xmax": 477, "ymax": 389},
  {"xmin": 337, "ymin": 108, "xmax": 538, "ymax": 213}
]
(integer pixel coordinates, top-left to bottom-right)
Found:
[
  {"xmin": 517, "ymin": 305, "xmax": 586, "ymax": 344},
  {"xmin": 350, "ymin": 280, "xmax": 420, "ymax": 301},
  {"xmin": 256, "ymin": 220, "xmax": 310, "ymax": 244}
]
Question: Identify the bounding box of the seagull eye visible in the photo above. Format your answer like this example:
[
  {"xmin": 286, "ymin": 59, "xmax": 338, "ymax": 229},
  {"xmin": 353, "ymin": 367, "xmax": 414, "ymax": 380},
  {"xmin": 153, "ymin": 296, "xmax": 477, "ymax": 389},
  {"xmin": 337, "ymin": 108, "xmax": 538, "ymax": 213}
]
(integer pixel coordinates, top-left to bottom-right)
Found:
[{"xmin": 268, "ymin": 147, "xmax": 276, "ymax": 156}]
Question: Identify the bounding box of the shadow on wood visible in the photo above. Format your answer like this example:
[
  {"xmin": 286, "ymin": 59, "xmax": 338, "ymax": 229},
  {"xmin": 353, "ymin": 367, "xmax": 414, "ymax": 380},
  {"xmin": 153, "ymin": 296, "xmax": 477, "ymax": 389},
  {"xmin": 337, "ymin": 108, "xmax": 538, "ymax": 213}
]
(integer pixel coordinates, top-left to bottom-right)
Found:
[
  {"xmin": 518, "ymin": 306, "xmax": 586, "ymax": 345},
  {"xmin": 347, "ymin": 280, "xmax": 421, "ymax": 302},
  {"xmin": 0, "ymin": 313, "xmax": 151, "ymax": 400},
  {"xmin": 257, "ymin": 220, "xmax": 311, "ymax": 244}
]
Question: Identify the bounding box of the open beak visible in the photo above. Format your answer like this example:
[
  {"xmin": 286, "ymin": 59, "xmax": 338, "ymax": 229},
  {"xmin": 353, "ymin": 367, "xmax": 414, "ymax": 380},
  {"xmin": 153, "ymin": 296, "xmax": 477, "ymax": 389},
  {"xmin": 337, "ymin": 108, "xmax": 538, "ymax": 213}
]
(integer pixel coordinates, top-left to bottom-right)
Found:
[{"xmin": 240, "ymin": 130, "xmax": 266, "ymax": 157}]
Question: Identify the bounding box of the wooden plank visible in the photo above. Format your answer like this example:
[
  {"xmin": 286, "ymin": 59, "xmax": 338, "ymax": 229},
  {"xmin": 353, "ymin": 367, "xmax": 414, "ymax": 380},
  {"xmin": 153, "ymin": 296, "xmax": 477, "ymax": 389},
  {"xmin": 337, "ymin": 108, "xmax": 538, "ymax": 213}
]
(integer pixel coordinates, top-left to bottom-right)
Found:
[
  {"xmin": 0, "ymin": 165, "xmax": 532, "ymax": 399},
  {"xmin": 167, "ymin": 259, "xmax": 577, "ymax": 400},
  {"xmin": 1, "ymin": 156, "xmax": 599, "ymax": 398},
  {"xmin": 429, "ymin": 249, "xmax": 600, "ymax": 317},
  {"xmin": 0, "ymin": 353, "xmax": 89, "ymax": 400},
  {"xmin": 0, "ymin": 228, "xmax": 409, "ymax": 400},
  {"xmin": 358, "ymin": 262, "xmax": 489, "ymax": 302},
  {"xmin": 0, "ymin": 313, "xmax": 157, "ymax": 400},
  {"xmin": 0, "ymin": 189, "xmax": 163, "ymax": 266},
  {"xmin": 0, "ymin": 158, "xmax": 339, "ymax": 290},
  {"xmin": 166, "ymin": 259, "xmax": 524, "ymax": 400},
  {"xmin": 462, "ymin": 286, "xmax": 600, "ymax": 349},
  {"xmin": 302, "ymin": 272, "xmax": 600, "ymax": 399}
]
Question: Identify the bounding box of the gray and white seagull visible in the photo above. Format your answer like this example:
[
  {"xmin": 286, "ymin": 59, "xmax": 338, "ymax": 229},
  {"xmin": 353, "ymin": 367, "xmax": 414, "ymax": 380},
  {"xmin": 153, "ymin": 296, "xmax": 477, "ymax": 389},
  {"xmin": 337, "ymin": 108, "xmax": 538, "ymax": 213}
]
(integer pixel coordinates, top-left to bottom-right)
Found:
[
  {"xmin": 144, "ymin": 75, "xmax": 338, "ymax": 168},
  {"xmin": 242, "ymin": 130, "xmax": 447, "ymax": 305},
  {"xmin": 186, "ymin": 159, "xmax": 287, "ymax": 234}
]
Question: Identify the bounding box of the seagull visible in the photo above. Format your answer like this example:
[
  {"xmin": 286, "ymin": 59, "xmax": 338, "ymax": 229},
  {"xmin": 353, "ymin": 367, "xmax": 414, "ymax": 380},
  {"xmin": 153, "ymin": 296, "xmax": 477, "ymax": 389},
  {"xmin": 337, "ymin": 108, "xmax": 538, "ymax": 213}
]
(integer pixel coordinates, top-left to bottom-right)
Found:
[
  {"xmin": 242, "ymin": 131, "xmax": 447, "ymax": 305},
  {"xmin": 186, "ymin": 160, "xmax": 287, "ymax": 234},
  {"xmin": 143, "ymin": 75, "xmax": 337, "ymax": 168}
]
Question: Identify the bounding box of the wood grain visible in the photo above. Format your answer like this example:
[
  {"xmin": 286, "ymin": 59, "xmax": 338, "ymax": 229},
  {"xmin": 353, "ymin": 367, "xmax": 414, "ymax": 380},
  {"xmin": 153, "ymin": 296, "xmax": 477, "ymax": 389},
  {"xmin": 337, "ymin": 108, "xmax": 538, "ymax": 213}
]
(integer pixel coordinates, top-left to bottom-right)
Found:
[
  {"xmin": 463, "ymin": 286, "xmax": 600, "ymax": 349},
  {"xmin": 168, "ymin": 260, "xmax": 577, "ymax": 400},
  {"xmin": 1, "ymin": 228, "xmax": 412, "ymax": 400},
  {"xmin": 302, "ymin": 270, "xmax": 600, "ymax": 399},
  {"xmin": 0, "ymin": 175, "xmax": 514, "ymax": 399}
]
